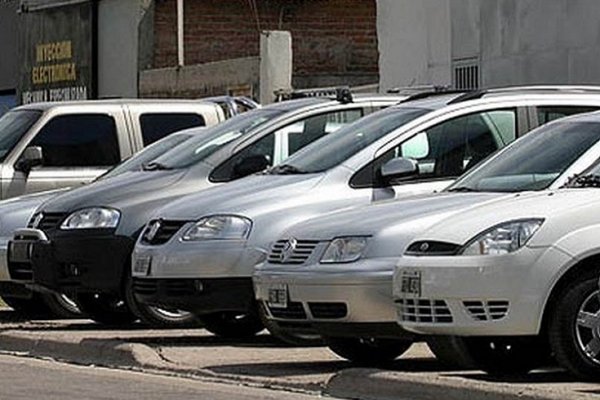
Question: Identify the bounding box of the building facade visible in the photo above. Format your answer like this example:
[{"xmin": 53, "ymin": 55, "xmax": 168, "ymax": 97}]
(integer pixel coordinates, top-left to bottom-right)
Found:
[{"xmin": 0, "ymin": 0, "xmax": 18, "ymax": 114}]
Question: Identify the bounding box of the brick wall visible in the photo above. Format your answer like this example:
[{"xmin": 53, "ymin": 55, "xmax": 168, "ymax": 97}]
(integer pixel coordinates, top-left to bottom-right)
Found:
[{"xmin": 153, "ymin": 0, "xmax": 379, "ymax": 88}]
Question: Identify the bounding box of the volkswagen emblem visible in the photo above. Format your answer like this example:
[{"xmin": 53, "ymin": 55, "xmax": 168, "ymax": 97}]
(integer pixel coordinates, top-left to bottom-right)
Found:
[
  {"xmin": 144, "ymin": 220, "xmax": 162, "ymax": 242},
  {"xmin": 280, "ymin": 238, "xmax": 298, "ymax": 263},
  {"xmin": 419, "ymin": 242, "xmax": 430, "ymax": 252}
]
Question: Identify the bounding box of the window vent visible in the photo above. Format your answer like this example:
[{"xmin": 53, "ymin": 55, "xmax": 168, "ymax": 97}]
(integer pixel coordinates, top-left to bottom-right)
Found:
[{"xmin": 453, "ymin": 59, "xmax": 480, "ymax": 90}]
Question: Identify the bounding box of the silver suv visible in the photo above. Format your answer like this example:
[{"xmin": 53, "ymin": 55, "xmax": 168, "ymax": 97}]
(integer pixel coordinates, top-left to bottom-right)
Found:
[
  {"xmin": 129, "ymin": 87, "xmax": 600, "ymax": 339},
  {"xmin": 0, "ymin": 99, "xmax": 225, "ymax": 199}
]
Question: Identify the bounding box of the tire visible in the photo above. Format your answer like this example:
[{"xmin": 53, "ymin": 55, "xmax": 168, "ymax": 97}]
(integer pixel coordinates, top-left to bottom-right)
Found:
[
  {"xmin": 2, "ymin": 293, "xmax": 51, "ymax": 317},
  {"xmin": 258, "ymin": 305, "xmax": 323, "ymax": 346},
  {"xmin": 453, "ymin": 335, "xmax": 550, "ymax": 376},
  {"xmin": 199, "ymin": 309, "xmax": 264, "ymax": 339},
  {"xmin": 41, "ymin": 293, "xmax": 82, "ymax": 319},
  {"xmin": 426, "ymin": 336, "xmax": 475, "ymax": 369},
  {"xmin": 326, "ymin": 337, "xmax": 413, "ymax": 365},
  {"xmin": 76, "ymin": 293, "xmax": 137, "ymax": 325},
  {"xmin": 124, "ymin": 277, "xmax": 200, "ymax": 328},
  {"xmin": 548, "ymin": 277, "xmax": 600, "ymax": 381}
]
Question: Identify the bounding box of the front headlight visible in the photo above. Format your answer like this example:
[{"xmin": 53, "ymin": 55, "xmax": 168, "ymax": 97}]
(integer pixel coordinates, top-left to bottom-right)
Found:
[
  {"xmin": 460, "ymin": 219, "xmax": 544, "ymax": 256},
  {"xmin": 181, "ymin": 215, "xmax": 252, "ymax": 241},
  {"xmin": 320, "ymin": 236, "xmax": 368, "ymax": 263},
  {"xmin": 61, "ymin": 208, "xmax": 120, "ymax": 230}
]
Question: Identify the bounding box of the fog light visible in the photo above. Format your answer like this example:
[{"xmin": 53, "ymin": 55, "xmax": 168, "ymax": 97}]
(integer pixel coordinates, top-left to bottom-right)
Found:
[{"xmin": 193, "ymin": 280, "xmax": 204, "ymax": 292}]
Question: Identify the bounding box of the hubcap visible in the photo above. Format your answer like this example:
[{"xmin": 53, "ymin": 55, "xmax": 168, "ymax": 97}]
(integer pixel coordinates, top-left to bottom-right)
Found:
[
  {"xmin": 575, "ymin": 289, "xmax": 600, "ymax": 365},
  {"xmin": 149, "ymin": 306, "xmax": 191, "ymax": 320}
]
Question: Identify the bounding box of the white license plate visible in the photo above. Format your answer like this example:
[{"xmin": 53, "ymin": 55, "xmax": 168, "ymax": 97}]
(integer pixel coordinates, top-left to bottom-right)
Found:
[
  {"xmin": 267, "ymin": 284, "xmax": 288, "ymax": 309},
  {"xmin": 133, "ymin": 256, "xmax": 152, "ymax": 275},
  {"xmin": 400, "ymin": 270, "xmax": 422, "ymax": 297}
]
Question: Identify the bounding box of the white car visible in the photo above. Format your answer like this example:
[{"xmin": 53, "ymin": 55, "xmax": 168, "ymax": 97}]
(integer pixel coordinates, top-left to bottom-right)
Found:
[
  {"xmin": 393, "ymin": 156, "xmax": 600, "ymax": 380},
  {"xmin": 253, "ymin": 111, "xmax": 600, "ymax": 363}
]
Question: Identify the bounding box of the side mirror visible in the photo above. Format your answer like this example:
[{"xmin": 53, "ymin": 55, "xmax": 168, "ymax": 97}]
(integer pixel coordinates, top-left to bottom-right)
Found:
[
  {"xmin": 232, "ymin": 154, "xmax": 270, "ymax": 179},
  {"xmin": 380, "ymin": 157, "xmax": 418, "ymax": 184},
  {"xmin": 15, "ymin": 146, "xmax": 43, "ymax": 173}
]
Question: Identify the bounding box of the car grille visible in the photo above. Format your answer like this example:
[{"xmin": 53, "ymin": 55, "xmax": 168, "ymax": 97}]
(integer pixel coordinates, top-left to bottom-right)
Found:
[
  {"xmin": 28, "ymin": 212, "xmax": 67, "ymax": 231},
  {"xmin": 395, "ymin": 298, "xmax": 453, "ymax": 323},
  {"xmin": 265, "ymin": 301, "xmax": 307, "ymax": 320},
  {"xmin": 405, "ymin": 241, "xmax": 461, "ymax": 256},
  {"xmin": 140, "ymin": 220, "xmax": 187, "ymax": 245},
  {"xmin": 463, "ymin": 300, "xmax": 509, "ymax": 321},
  {"xmin": 132, "ymin": 278, "xmax": 196, "ymax": 297},
  {"xmin": 267, "ymin": 239, "xmax": 320, "ymax": 264},
  {"xmin": 308, "ymin": 302, "xmax": 348, "ymax": 319}
]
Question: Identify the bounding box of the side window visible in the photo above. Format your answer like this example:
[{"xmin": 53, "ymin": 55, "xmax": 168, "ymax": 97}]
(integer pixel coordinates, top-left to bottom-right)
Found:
[
  {"xmin": 350, "ymin": 109, "xmax": 517, "ymax": 188},
  {"xmin": 536, "ymin": 106, "xmax": 598, "ymax": 126},
  {"xmin": 30, "ymin": 114, "xmax": 120, "ymax": 167},
  {"xmin": 211, "ymin": 108, "xmax": 364, "ymax": 182},
  {"xmin": 139, "ymin": 113, "xmax": 205, "ymax": 145}
]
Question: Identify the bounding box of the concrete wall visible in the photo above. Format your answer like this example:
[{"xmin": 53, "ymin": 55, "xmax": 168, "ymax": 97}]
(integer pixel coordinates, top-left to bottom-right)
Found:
[
  {"xmin": 377, "ymin": 0, "xmax": 452, "ymax": 91},
  {"xmin": 0, "ymin": 0, "xmax": 18, "ymax": 91}
]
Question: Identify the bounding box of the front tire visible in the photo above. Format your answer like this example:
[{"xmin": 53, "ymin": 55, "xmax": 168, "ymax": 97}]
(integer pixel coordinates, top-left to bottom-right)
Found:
[
  {"xmin": 326, "ymin": 337, "xmax": 413, "ymax": 365},
  {"xmin": 548, "ymin": 277, "xmax": 600, "ymax": 381},
  {"xmin": 41, "ymin": 293, "xmax": 82, "ymax": 319},
  {"xmin": 76, "ymin": 293, "xmax": 137, "ymax": 325},
  {"xmin": 426, "ymin": 336, "xmax": 474, "ymax": 369},
  {"xmin": 199, "ymin": 310, "xmax": 264, "ymax": 338}
]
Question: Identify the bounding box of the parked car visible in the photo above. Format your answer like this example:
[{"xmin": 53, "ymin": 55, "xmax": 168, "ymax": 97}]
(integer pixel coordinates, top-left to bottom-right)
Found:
[
  {"xmin": 254, "ymin": 109, "xmax": 600, "ymax": 363},
  {"xmin": 0, "ymin": 128, "xmax": 206, "ymax": 317},
  {"xmin": 10, "ymin": 92, "xmax": 403, "ymax": 326},
  {"xmin": 0, "ymin": 99, "xmax": 226, "ymax": 199},
  {"xmin": 389, "ymin": 117, "xmax": 600, "ymax": 380},
  {"xmin": 130, "ymin": 87, "xmax": 600, "ymax": 339}
]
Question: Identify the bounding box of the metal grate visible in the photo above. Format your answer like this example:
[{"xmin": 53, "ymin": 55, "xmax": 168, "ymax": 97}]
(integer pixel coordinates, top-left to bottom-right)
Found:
[
  {"xmin": 463, "ymin": 300, "xmax": 509, "ymax": 321},
  {"xmin": 308, "ymin": 302, "xmax": 348, "ymax": 319},
  {"xmin": 396, "ymin": 298, "xmax": 453, "ymax": 323},
  {"xmin": 267, "ymin": 239, "xmax": 319, "ymax": 264},
  {"xmin": 453, "ymin": 58, "xmax": 480, "ymax": 91},
  {"xmin": 265, "ymin": 301, "xmax": 307, "ymax": 320},
  {"xmin": 141, "ymin": 220, "xmax": 187, "ymax": 245},
  {"xmin": 405, "ymin": 241, "xmax": 461, "ymax": 256},
  {"xmin": 28, "ymin": 212, "xmax": 67, "ymax": 231}
]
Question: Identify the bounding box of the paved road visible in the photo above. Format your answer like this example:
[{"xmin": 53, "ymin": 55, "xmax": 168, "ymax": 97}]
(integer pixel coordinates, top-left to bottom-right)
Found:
[{"xmin": 0, "ymin": 354, "xmax": 322, "ymax": 400}]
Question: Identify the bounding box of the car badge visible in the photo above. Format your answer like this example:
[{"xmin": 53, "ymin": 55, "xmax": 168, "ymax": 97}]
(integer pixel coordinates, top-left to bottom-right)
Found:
[
  {"xmin": 419, "ymin": 242, "xmax": 430, "ymax": 252},
  {"xmin": 144, "ymin": 220, "xmax": 162, "ymax": 242},
  {"xmin": 281, "ymin": 237, "xmax": 298, "ymax": 262}
]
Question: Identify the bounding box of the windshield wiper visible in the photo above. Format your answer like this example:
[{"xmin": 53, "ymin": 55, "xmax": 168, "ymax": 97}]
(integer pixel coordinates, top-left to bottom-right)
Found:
[
  {"xmin": 447, "ymin": 186, "xmax": 478, "ymax": 192},
  {"xmin": 564, "ymin": 173, "xmax": 600, "ymax": 188},
  {"xmin": 265, "ymin": 164, "xmax": 308, "ymax": 175},
  {"xmin": 142, "ymin": 161, "xmax": 172, "ymax": 171}
]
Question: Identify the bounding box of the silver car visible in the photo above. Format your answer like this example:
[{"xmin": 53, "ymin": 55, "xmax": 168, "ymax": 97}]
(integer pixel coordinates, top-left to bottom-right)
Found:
[{"xmin": 130, "ymin": 87, "xmax": 600, "ymax": 339}]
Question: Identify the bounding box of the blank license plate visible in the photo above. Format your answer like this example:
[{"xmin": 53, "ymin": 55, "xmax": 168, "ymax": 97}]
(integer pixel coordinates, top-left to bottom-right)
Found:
[
  {"xmin": 133, "ymin": 256, "xmax": 152, "ymax": 275},
  {"xmin": 8, "ymin": 241, "xmax": 32, "ymax": 264},
  {"xmin": 267, "ymin": 284, "xmax": 288, "ymax": 309},
  {"xmin": 400, "ymin": 270, "xmax": 422, "ymax": 297}
]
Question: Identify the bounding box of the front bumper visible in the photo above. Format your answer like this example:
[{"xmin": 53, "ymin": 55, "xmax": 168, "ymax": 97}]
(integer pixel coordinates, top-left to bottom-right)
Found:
[
  {"xmin": 254, "ymin": 258, "xmax": 413, "ymax": 339},
  {"xmin": 392, "ymin": 246, "xmax": 570, "ymax": 336},
  {"xmin": 9, "ymin": 228, "xmax": 135, "ymax": 295},
  {"xmin": 132, "ymin": 277, "xmax": 255, "ymax": 315},
  {"xmin": 0, "ymin": 237, "xmax": 10, "ymax": 281}
]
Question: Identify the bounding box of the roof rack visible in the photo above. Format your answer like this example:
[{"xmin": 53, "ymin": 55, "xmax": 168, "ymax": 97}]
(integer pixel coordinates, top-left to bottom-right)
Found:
[
  {"xmin": 274, "ymin": 86, "xmax": 353, "ymax": 104},
  {"xmin": 447, "ymin": 85, "xmax": 600, "ymax": 105},
  {"xmin": 393, "ymin": 85, "xmax": 466, "ymax": 104}
]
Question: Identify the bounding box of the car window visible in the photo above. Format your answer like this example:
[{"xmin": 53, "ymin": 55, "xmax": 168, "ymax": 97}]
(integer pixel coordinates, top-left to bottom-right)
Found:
[
  {"xmin": 351, "ymin": 109, "xmax": 515, "ymax": 188},
  {"xmin": 210, "ymin": 108, "xmax": 365, "ymax": 182},
  {"xmin": 30, "ymin": 114, "xmax": 120, "ymax": 167},
  {"xmin": 0, "ymin": 110, "xmax": 41, "ymax": 162},
  {"xmin": 139, "ymin": 113, "xmax": 205, "ymax": 145},
  {"xmin": 448, "ymin": 120, "xmax": 600, "ymax": 192},
  {"xmin": 536, "ymin": 106, "xmax": 599, "ymax": 126}
]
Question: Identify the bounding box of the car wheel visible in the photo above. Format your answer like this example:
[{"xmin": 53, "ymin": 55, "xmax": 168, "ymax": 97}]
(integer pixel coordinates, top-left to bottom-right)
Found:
[
  {"xmin": 198, "ymin": 309, "xmax": 264, "ymax": 338},
  {"xmin": 326, "ymin": 337, "xmax": 413, "ymax": 365},
  {"xmin": 76, "ymin": 293, "xmax": 137, "ymax": 325},
  {"xmin": 549, "ymin": 277, "xmax": 600, "ymax": 380},
  {"xmin": 41, "ymin": 293, "xmax": 82, "ymax": 319},
  {"xmin": 258, "ymin": 304, "xmax": 323, "ymax": 346},
  {"xmin": 426, "ymin": 336, "xmax": 475, "ymax": 369},
  {"xmin": 2, "ymin": 293, "xmax": 51, "ymax": 317},
  {"xmin": 453, "ymin": 336, "xmax": 550, "ymax": 376}
]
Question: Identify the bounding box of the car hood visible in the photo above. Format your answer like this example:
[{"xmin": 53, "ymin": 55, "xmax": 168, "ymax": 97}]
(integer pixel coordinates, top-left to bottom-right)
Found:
[
  {"xmin": 154, "ymin": 173, "xmax": 326, "ymax": 220},
  {"xmin": 414, "ymin": 189, "xmax": 600, "ymax": 247}
]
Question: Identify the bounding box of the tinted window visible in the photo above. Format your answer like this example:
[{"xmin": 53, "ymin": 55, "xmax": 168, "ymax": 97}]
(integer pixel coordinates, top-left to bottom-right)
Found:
[
  {"xmin": 448, "ymin": 121, "xmax": 600, "ymax": 192},
  {"xmin": 0, "ymin": 110, "xmax": 41, "ymax": 162},
  {"xmin": 140, "ymin": 113, "xmax": 205, "ymax": 145},
  {"xmin": 31, "ymin": 114, "xmax": 120, "ymax": 167},
  {"xmin": 351, "ymin": 110, "xmax": 512, "ymax": 188},
  {"xmin": 280, "ymin": 107, "xmax": 429, "ymax": 174},
  {"xmin": 536, "ymin": 106, "xmax": 598, "ymax": 126}
]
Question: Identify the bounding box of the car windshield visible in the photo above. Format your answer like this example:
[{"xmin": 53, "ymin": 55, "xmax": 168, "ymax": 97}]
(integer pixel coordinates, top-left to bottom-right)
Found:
[
  {"xmin": 151, "ymin": 109, "xmax": 284, "ymax": 169},
  {"xmin": 0, "ymin": 110, "xmax": 42, "ymax": 162},
  {"xmin": 275, "ymin": 107, "xmax": 429, "ymax": 174},
  {"xmin": 99, "ymin": 132, "xmax": 195, "ymax": 180},
  {"xmin": 447, "ymin": 121, "xmax": 600, "ymax": 193}
]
